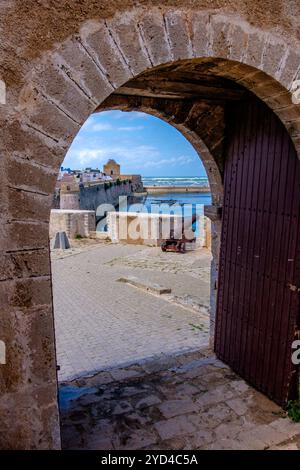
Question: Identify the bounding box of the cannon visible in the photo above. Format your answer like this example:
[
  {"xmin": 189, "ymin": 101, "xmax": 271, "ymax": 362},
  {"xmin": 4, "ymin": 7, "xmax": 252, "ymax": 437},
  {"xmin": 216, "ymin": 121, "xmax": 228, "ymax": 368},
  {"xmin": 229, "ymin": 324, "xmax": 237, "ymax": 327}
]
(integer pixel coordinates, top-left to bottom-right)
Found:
[{"xmin": 160, "ymin": 213, "xmax": 198, "ymax": 253}]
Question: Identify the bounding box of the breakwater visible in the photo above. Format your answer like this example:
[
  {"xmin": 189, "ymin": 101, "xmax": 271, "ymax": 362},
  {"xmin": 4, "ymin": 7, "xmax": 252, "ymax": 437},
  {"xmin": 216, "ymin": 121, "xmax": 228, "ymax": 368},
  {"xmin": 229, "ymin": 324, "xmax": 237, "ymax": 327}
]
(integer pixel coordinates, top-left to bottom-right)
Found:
[{"xmin": 145, "ymin": 185, "xmax": 210, "ymax": 194}]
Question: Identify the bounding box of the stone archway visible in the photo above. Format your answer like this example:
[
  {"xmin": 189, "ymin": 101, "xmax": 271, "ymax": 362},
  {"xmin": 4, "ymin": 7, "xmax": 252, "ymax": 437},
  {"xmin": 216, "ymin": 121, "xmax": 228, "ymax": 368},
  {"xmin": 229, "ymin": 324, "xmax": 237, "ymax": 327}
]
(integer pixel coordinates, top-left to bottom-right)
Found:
[{"xmin": 1, "ymin": 4, "xmax": 300, "ymax": 449}]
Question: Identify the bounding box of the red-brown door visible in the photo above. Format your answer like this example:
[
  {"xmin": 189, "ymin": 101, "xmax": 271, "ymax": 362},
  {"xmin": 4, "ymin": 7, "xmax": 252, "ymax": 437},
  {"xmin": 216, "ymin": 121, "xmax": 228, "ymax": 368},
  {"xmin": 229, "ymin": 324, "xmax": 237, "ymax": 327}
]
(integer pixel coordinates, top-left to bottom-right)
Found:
[{"xmin": 215, "ymin": 98, "xmax": 300, "ymax": 405}]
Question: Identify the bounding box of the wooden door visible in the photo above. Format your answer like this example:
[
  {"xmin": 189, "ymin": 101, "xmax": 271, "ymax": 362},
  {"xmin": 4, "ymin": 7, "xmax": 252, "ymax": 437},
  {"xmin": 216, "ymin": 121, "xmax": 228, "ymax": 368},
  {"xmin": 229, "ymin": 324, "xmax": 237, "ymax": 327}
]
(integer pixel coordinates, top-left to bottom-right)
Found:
[{"xmin": 215, "ymin": 98, "xmax": 300, "ymax": 405}]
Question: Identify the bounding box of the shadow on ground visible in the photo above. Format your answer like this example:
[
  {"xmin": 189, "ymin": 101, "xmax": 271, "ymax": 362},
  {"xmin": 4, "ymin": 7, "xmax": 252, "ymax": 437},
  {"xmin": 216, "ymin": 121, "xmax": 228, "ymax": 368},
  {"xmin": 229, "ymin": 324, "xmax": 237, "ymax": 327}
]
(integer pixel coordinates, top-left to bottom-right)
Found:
[{"xmin": 60, "ymin": 348, "xmax": 300, "ymax": 450}]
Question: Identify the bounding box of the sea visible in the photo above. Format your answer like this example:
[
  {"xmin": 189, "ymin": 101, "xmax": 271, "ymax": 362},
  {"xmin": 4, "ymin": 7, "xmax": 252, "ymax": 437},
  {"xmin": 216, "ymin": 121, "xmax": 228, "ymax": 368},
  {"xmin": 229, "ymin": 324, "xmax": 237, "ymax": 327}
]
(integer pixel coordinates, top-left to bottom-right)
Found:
[
  {"xmin": 142, "ymin": 176, "xmax": 212, "ymax": 209},
  {"xmin": 109, "ymin": 177, "xmax": 211, "ymax": 238},
  {"xmin": 142, "ymin": 176, "xmax": 210, "ymax": 188},
  {"xmin": 140, "ymin": 177, "xmax": 211, "ymax": 239}
]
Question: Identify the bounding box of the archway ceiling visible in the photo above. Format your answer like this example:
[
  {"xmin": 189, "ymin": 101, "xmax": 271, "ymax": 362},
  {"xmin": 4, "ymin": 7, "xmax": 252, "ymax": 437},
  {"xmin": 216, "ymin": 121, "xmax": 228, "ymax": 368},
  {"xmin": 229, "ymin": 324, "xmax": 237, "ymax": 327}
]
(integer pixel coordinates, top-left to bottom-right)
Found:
[{"xmin": 96, "ymin": 60, "xmax": 249, "ymax": 105}]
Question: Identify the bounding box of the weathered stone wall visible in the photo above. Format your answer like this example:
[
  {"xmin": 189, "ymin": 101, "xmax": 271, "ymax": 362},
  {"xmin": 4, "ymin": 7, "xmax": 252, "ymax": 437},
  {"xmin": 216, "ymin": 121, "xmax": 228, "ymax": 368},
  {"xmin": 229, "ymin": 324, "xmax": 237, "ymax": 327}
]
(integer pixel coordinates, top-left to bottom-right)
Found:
[
  {"xmin": 60, "ymin": 181, "xmax": 134, "ymax": 211},
  {"xmin": 0, "ymin": 1, "xmax": 300, "ymax": 449},
  {"xmin": 49, "ymin": 210, "xmax": 96, "ymax": 239},
  {"xmin": 79, "ymin": 181, "xmax": 133, "ymax": 211},
  {"xmin": 107, "ymin": 211, "xmax": 211, "ymax": 248}
]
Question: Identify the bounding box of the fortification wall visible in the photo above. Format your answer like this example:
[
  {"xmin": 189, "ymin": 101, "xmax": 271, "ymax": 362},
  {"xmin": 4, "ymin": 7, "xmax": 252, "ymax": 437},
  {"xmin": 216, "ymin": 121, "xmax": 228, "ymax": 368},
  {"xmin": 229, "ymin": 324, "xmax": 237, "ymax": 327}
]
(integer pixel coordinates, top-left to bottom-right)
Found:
[{"xmin": 60, "ymin": 181, "xmax": 134, "ymax": 212}]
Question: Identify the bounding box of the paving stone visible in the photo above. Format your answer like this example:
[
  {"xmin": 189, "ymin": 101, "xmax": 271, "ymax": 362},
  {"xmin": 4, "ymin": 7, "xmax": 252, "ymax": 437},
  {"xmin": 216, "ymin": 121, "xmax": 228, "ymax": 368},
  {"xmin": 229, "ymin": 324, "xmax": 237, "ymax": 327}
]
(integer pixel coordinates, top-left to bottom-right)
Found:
[
  {"xmin": 142, "ymin": 356, "xmax": 179, "ymax": 374},
  {"xmin": 185, "ymin": 429, "xmax": 214, "ymax": 449},
  {"xmin": 113, "ymin": 430, "xmax": 158, "ymax": 450},
  {"xmin": 120, "ymin": 386, "xmax": 148, "ymax": 398},
  {"xmin": 85, "ymin": 436, "xmax": 114, "ymax": 450},
  {"xmin": 226, "ymin": 397, "xmax": 249, "ymax": 416},
  {"xmin": 205, "ymin": 438, "xmax": 249, "ymax": 450},
  {"xmin": 195, "ymin": 384, "xmax": 235, "ymax": 407},
  {"xmin": 158, "ymin": 399, "xmax": 198, "ymax": 419},
  {"xmin": 190, "ymin": 403, "xmax": 236, "ymax": 430},
  {"xmin": 110, "ymin": 368, "xmax": 142, "ymax": 381},
  {"xmin": 174, "ymin": 383, "xmax": 200, "ymax": 397},
  {"xmin": 181, "ymin": 365, "xmax": 217, "ymax": 380},
  {"xmin": 270, "ymin": 442, "xmax": 299, "ymax": 450},
  {"xmin": 213, "ymin": 417, "xmax": 254, "ymax": 441},
  {"xmin": 236, "ymin": 424, "xmax": 288, "ymax": 449},
  {"xmin": 136, "ymin": 395, "xmax": 162, "ymax": 410},
  {"xmin": 200, "ymin": 370, "xmax": 228, "ymax": 386},
  {"xmin": 154, "ymin": 415, "xmax": 196, "ymax": 440},
  {"xmin": 112, "ymin": 401, "xmax": 133, "ymax": 415},
  {"xmin": 85, "ymin": 372, "xmax": 114, "ymax": 387},
  {"xmin": 229, "ymin": 380, "xmax": 251, "ymax": 394},
  {"xmin": 79, "ymin": 393, "xmax": 103, "ymax": 406},
  {"xmin": 60, "ymin": 349, "xmax": 300, "ymax": 450},
  {"xmin": 269, "ymin": 417, "xmax": 300, "ymax": 438}
]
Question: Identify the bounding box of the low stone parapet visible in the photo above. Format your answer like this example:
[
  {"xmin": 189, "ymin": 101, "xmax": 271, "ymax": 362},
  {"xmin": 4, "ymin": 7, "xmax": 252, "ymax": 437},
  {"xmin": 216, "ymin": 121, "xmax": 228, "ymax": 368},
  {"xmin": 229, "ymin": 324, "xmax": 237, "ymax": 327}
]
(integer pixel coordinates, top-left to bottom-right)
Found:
[
  {"xmin": 105, "ymin": 211, "xmax": 211, "ymax": 248},
  {"xmin": 50, "ymin": 209, "xmax": 96, "ymax": 239}
]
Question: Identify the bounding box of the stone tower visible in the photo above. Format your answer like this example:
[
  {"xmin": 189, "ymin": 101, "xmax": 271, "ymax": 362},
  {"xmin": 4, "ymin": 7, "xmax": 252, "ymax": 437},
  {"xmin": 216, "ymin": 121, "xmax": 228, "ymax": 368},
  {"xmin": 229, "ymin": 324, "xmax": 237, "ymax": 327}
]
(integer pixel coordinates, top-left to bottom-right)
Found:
[{"xmin": 103, "ymin": 159, "xmax": 120, "ymax": 179}]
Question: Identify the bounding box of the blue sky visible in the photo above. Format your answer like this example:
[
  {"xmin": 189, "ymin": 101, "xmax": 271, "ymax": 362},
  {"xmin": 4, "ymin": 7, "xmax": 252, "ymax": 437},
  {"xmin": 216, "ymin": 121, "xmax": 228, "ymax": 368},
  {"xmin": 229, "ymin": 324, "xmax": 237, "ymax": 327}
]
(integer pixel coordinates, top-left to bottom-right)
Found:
[{"xmin": 63, "ymin": 110, "xmax": 207, "ymax": 177}]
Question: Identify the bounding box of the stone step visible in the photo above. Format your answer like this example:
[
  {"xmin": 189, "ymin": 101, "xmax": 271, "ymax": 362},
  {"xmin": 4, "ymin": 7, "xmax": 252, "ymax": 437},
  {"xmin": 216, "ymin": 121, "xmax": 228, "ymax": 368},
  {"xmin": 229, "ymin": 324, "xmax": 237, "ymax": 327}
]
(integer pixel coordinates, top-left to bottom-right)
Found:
[{"xmin": 117, "ymin": 276, "xmax": 171, "ymax": 295}]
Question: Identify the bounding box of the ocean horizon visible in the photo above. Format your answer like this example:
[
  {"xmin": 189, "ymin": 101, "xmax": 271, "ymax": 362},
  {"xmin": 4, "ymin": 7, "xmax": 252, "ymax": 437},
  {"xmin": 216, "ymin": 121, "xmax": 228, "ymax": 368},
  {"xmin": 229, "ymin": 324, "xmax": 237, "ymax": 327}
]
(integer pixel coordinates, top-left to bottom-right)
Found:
[{"xmin": 142, "ymin": 176, "xmax": 209, "ymax": 187}]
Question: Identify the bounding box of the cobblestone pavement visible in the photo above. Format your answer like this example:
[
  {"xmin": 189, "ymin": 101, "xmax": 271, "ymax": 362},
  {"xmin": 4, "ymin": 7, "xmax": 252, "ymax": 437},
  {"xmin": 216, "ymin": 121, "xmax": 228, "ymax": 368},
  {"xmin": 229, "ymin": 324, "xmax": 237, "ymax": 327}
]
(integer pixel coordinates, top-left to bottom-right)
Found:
[
  {"xmin": 60, "ymin": 348, "xmax": 300, "ymax": 450},
  {"xmin": 51, "ymin": 241, "xmax": 211, "ymax": 381}
]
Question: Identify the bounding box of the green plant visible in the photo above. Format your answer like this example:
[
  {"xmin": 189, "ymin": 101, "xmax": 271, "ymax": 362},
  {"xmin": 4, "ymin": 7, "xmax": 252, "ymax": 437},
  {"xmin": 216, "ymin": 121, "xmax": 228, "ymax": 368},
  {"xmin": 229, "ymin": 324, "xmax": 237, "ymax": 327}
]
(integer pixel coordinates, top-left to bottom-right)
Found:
[
  {"xmin": 286, "ymin": 400, "xmax": 300, "ymax": 422},
  {"xmin": 75, "ymin": 234, "xmax": 83, "ymax": 240},
  {"xmin": 189, "ymin": 323, "xmax": 204, "ymax": 331}
]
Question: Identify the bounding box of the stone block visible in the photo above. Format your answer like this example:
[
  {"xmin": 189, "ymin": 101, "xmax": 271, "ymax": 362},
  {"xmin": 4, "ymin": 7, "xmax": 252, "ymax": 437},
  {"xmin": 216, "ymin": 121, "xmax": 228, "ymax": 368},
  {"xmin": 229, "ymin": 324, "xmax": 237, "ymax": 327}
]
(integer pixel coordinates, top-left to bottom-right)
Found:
[
  {"xmin": 279, "ymin": 49, "xmax": 300, "ymax": 89},
  {"xmin": 117, "ymin": 276, "xmax": 171, "ymax": 295},
  {"xmin": 245, "ymin": 31, "xmax": 265, "ymax": 68},
  {"xmin": 5, "ymin": 157, "xmax": 57, "ymax": 195},
  {"xmin": 82, "ymin": 21, "xmax": 132, "ymax": 89},
  {"xmin": 139, "ymin": 11, "xmax": 171, "ymax": 65},
  {"xmin": 107, "ymin": 12, "xmax": 151, "ymax": 75},
  {"xmin": 191, "ymin": 12, "xmax": 210, "ymax": 57},
  {"xmin": 158, "ymin": 398, "xmax": 198, "ymax": 419},
  {"xmin": 164, "ymin": 10, "xmax": 193, "ymax": 60},
  {"xmin": 24, "ymin": 92, "xmax": 80, "ymax": 144},
  {"xmin": 0, "ymin": 119, "xmax": 65, "ymax": 169},
  {"xmin": 7, "ymin": 186, "xmax": 52, "ymax": 222},
  {"xmin": 57, "ymin": 38, "xmax": 113, "ymax": 104},
  {"xmin": 136, "ymin": 395, "xmax": 161, "ymax": 410},
  {"xmin": 262, "ymin": 38, "xmax": 287, "ymax": 77},
  {"xmin": 51, "ymin": 231, "xmax": 71, "ymax": 250},
  {"xmin": 228, "ymin": 23, "xmax": 249, "ymax": 62},
  {"xmin": 2, "ymin": 220, "xmax": 49, "ymax": 252},
  {"xmin": 211, "ymin": 16, "xmax": 231, "ymax": 58},
  {"xmin": 33, "ymin": 62, "xmax": 94, "ymax": 124},
  {"xmin": 154, "ymin": 415, "xmax": 196, "ymax": 440}
]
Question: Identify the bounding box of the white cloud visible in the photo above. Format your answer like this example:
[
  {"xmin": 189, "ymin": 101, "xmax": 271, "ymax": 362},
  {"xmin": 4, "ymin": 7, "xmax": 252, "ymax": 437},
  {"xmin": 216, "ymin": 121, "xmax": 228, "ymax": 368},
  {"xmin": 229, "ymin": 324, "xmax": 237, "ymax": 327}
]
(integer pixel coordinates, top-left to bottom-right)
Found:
[
  {"xmin": 91, "ymin": 123, "xmax": 113, "ymax": 131},
  {"xmin": 142, "ymin": 155, "xmax": 194, "ymax": 169},
  {"xmin": 118, "ymin": 125, "xmax": 144, "ymax": 132},
  {"xmin": 69, "ymin": 143, "xmax": 162, "ymax": 168}
]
